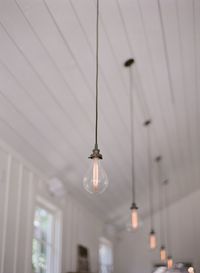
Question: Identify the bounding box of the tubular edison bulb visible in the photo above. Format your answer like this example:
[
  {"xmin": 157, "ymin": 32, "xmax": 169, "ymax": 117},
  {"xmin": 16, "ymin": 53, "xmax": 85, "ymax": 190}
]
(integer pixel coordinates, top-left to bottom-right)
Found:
[
  {"xmin": 131, "ymin": 203, "xmax": 138, "ymax": 229},
  {"xmin": 160, "ymin": 246, "xmax": 167, "ymax": 262},
  {"xmin": 149, "ymin": 230, "xmax": 156, "ymax": 249},
  {"xmin": 83, "ymin": 157, "xmax": 108, "ymax": 194},
  {"xmin": 167, "ymin": 256, "xmax": 173, "ymax": 269}
]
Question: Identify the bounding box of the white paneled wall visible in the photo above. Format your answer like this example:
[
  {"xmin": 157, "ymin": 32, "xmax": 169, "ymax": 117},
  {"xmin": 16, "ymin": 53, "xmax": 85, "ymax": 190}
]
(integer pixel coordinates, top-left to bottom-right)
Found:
[
  {"xmin": 0, "ymin": 139, "xmax": 104, "ymax": 273},
  {"xmin": 0, "ymin": 148, "xmax": 36, "ymax": 273},
  {"xmin": 63, "ymin": 196, "xmax": 103, "ymax": 273}
]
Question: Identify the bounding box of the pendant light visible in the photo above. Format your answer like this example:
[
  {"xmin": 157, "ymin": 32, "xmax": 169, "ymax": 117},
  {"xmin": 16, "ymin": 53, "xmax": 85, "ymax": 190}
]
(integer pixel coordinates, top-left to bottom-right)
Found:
[
  {"xmin": 83, "ymin": 0, "xmax": 108, "ymax": 194},
  {"xmin": 144, "ymin": 120, "xmax": 157, "ymax": 249},
  {"xmin": 124, "ymin": 58, "xmax": 139, "ymax": 229},
  {"xmin": 167, "ymin": 256, "xmax": 173, "ymax": 269},
  {"xmin": 160, "ymin": 246, "xmax": 167, "ymax": 262},
  {"xmin": 156, "ymin": 156, "xmax": 167, "ymax": 262},
  {"xmin": 163, "ymin": 180, "xmax": 174, "ymax": 269}
]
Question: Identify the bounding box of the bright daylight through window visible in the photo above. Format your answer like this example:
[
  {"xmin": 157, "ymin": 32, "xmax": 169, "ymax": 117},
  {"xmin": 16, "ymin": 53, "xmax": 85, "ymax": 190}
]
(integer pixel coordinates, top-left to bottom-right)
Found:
[
  {"xmin": 32, "ymin": 200, "xmax": 61, "ymax": 273},
  {"xmin": 99, "ymin": 238, "xmax": 113, "ymax": 273}
]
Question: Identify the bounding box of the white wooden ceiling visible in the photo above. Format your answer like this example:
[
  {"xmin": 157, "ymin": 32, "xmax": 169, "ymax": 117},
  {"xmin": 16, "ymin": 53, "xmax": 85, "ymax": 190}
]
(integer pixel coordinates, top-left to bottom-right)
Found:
[{"xmin": 0, "ymin": 0, "xmax": 199, "ymax": 228}]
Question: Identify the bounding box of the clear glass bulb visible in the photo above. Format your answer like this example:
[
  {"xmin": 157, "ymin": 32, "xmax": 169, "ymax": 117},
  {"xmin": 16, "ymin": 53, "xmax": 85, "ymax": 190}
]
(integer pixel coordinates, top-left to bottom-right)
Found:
[
  {"xmin": 149, "ymin": 230, "xmax": 156, "ymax": 249},
  {"xmin": 160, "ymin": 246, "xmax": 167, "ymax": 262},
  {"xmin": 167, "ymin": 256, "xmax": 173, "ymax": 269},
  {"xmin": 131, "ymin": 208, "xmax": 138, "ymax": 229},
  {"xmin": 83, "ymin": 157, "xmax": 108, "ymax": 194}
]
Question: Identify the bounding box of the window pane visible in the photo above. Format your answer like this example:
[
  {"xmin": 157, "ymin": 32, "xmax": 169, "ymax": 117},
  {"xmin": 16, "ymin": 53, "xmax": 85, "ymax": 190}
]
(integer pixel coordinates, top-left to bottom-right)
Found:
[
  {"xmin": 99, "ymin": 239, "xmax": 113, "ymax": 273},
  {"xmin": 32, "ymin": 207, "xmax": 53, "ymax": 273},
  {"xmin": 34, "ymin": 207, "xmax": 53, "ymax": 244}
]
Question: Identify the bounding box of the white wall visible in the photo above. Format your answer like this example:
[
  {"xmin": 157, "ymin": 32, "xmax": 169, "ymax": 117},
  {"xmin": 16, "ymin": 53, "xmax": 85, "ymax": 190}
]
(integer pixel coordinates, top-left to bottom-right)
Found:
[
  {"xmin": 62, "ymin": 194, "xmax": 104, "ymax": 273},
  {"xmin": 114, "ymin": 190, "xmax": 200, "ymax": 273},
  {"xmin": 0, "ymin": 139, "xmax": 104, "ymax": 273}
]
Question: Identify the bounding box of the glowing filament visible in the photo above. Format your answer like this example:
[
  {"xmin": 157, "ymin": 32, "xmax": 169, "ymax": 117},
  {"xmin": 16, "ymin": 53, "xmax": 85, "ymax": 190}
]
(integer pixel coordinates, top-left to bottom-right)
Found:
[
  {"xmin": 93, "ymin": 158, "xmax": 99, "ymax": 192},
  {"xmin": 131, "ymin": 208, "xmax": 138, "ymax": 229},
  {"xmin": 160, "ymin": 247, "xmax": 167, "ymax": 262},
  {"xmin": 167, "ymin": 257, "xmax": 173, "ymax": 269},
  {"xmin": 149, "ymin": 231, "xmax": 156, "ymax": 249}
]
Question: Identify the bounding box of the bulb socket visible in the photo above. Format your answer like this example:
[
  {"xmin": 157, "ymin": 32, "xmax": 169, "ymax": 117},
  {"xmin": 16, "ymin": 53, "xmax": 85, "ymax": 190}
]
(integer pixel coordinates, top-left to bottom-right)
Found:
[
  {"xmin": 130, "ymin": 202, "xmax": 138, "ymax": 210},
  {"xmin": 150, "ymin": 229, "xmax": 155, "ymax": 235},
  {"xmin": 89, "ymin": 148, "xmax": 103, "ymax": 159}
]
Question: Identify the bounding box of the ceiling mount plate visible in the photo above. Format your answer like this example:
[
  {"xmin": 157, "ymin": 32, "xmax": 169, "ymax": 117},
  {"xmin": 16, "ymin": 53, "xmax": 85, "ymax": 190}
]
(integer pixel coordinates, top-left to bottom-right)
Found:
[
  {"xmin": 155, "ymin": 155, "xmax": 162, "ymax": 162},
  {"xmin": 144, "ymin": 119, "xmax": 151, "ymax": 126},
  {"xmin": 124, "ymin": 58, "xmax": 135, "ymax": 67}
]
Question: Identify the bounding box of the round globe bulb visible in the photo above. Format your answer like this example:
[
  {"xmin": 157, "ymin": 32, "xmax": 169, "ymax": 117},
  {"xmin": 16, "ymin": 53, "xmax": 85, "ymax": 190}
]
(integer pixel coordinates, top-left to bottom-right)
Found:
[{"xmin": 83, "ymin": 157, "xmax": 108, "ymax": 194}]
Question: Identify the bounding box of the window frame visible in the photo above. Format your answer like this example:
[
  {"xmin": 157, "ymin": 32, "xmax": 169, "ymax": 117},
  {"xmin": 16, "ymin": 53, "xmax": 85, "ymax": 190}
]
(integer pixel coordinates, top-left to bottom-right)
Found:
[{"xmin": 32, "ymin": 196, "xmax": 62, "ymax": 273}]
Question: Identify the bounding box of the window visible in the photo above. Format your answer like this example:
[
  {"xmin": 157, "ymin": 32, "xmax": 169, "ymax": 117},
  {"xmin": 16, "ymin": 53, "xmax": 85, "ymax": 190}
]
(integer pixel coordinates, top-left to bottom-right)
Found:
[
  {"xmin": 32, "ymin": 197, "xmax": 62, "ymax": 273},
  {"xmin": 99, "ymin": 238, "xmax": 113, "ymax": 273}
]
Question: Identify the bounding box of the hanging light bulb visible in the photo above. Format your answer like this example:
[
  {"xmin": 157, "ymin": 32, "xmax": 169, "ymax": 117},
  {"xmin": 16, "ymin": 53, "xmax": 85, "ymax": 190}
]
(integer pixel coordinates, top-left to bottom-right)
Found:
[
  {"xmin": 149, "ymin": 229, "xmax": 157, "ymax": 249},
  {"xmin": 83, "ymin": 152, "xmax": 108, "ymax": 194},
  {"xmin": 124, "ymin": 58, "xmax": 139, "ymax": 230},
  {"xmin": 167, "ymin": 256, "xmax": 173, "ymax": 269},
  {"xmin": 160, "ymin": 245, "xmax": 167, "ymax": 262},
  {"xmin": 130, "ymin": 203, "xmax": 138, "ymax": 229},
  {"xmin": 83, "ymin": 0, "xmax": 108, "ymax": 194}
]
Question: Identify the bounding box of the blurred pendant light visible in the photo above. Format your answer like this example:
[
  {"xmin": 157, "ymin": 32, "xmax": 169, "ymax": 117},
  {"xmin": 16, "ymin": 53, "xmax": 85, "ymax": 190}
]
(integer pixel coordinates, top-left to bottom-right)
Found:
[
  {"xmin": 144, "ymin": 120, "xmax": 157, "ymax": 249},
  {"xmin": 160, "ymin": 245, "xmax": 167, "ymax": 262},
  {"xmin": 156, "ymin": 156, "xmax": 167, "ymax": 262},
  {"xmin": 163, "ymin": 179, "xmax": 174, "ymax": 269},
  {"xmin": 83, "ymin": 0, "xmax": 108, "ymax": 194},
  {"xmin": 124, "ymin": 58, "xmax": 139, "ymax": 229},
  {"xmin": 149, "ymin": 230, "xmax": 156, "ymax": 250},
  {"xmin": 167, "ymin": 256, "xmax": 173, "ymax": 269}
]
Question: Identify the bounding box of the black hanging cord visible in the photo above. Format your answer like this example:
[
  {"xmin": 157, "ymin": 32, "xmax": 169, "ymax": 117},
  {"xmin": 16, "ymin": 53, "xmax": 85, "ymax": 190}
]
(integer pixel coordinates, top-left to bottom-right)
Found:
[
  {"xmin": 156, "ymin": 156, "xmax": 165, "ymax": 246},
  {"xmin": 157, "ymin": 0, "xmax": 175, "ymax": 103},
  {"xmin": 129, "ymin": 65, "xmax": 135, "ymax": 203},
  {"xmin": 95, "ymin": 0, "xmax": 99, "ymax": 149},
  {"xmin": 164, "ymin": 180, "xmax": 172, "ymax": 255},
  {"xmin": 124, "ymin": 59, "xmax": 136, "ymax": 204},
  {"xmin": 145, "ymin": 120, "xmax": 154, "ymax": 230}
]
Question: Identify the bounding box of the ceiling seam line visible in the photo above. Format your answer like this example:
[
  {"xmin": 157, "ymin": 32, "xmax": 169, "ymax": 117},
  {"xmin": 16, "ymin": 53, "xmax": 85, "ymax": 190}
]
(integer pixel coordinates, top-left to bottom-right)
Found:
[
  {"xmin": 0, "ymin": 20, "xmax": 88, "ymax": 159},
  {"xmin": 136, "ymin": 0, "xmax": 182, "ymax": 190},
  {"xmin": 157, "ymin": 0, "xmax": 191, "ymax": 189},
  {"xmin": 192, "ymin": 0, "xmax": 200, "ymax": 186},
  {"xmin": 0, "ymin": 83, "xmax": 80, "ymax": 165},
  {"xmin": 0, "ymin": 59, "xmax": 84, "ymax": 162},
  {"xmin": 175, "ymin": 0, "xmax": 196, "ymax": 186},
  {"xmin": 14, "ymin": 0, "xmax": 94, "ymax": 134}
]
